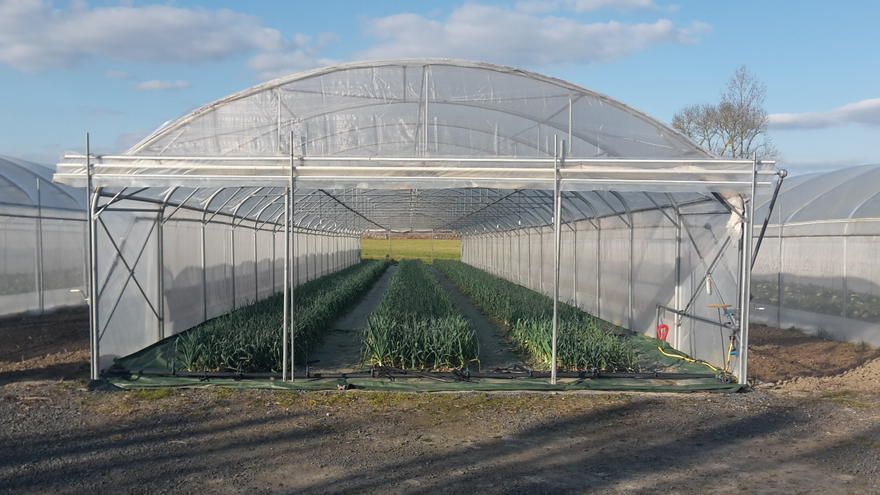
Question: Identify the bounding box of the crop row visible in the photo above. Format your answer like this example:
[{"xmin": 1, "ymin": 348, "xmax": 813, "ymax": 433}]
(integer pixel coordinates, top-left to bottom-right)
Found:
[
  {"xmin": 435, "ymin": 260, "xmax": 636, "ymax": 371},
  {"xmin": 174, "ymin": 260, "xmax": 388, "ymax": 372},
  {"xmin": 362, "ymin": 260, "xmax": 479, "ymax": 370}
]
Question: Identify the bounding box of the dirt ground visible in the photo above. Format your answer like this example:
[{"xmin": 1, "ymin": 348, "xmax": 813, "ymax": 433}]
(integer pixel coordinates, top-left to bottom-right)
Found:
[
  {"xmin": 749, "ymin": 323, "xmax": 880, "ymax": 383},
  {"xmin": 1, "ymin": 311, "xmax": 878, "ymax": 494},
  {"xmin": 432, "ymin": 267, "xmax": 527, "ymax": 370},
  {"xmin": 307, "ymin": 265, "xmax": 398, "ymax": 373}
]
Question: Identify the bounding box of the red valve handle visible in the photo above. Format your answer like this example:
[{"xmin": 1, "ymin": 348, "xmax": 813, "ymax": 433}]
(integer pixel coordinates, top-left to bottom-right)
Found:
[{"xmin": 656, "ymin": 324, "xmax": 670, "ymax": 342}]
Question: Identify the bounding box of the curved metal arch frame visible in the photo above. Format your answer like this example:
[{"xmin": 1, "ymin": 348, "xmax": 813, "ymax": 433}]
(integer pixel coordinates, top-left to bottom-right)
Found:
[{"xmin": 127, "ymin": 59, "xmax": 705, "ymax": 157}]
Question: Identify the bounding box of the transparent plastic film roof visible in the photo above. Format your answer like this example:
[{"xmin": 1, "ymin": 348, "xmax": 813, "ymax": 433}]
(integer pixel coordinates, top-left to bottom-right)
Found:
[{"xmin": 55, "ymin": 59, "xmax": 775, "ymax": 233}]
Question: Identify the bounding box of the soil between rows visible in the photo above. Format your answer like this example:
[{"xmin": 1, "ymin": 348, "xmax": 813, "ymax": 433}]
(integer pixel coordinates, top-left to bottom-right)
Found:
[
  {"xmin": 430, "ymin": 266, "xmax": 528, "ymax": 370},
  {"xmin": 307, "ymin": 263, "xmax": 528, "ymax": 373},
  {"xmin": 305, "ymin": 264, "xmax": 397, "ymax": 373}
]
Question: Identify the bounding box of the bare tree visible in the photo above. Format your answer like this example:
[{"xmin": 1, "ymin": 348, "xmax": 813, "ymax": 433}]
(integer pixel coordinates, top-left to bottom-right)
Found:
[{"xmin": 673, "ymin": 66, "xmax": 776, "ymax": 159}]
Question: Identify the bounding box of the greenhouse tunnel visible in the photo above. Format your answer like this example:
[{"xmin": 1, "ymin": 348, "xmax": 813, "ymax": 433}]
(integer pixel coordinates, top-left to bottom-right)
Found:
[
  {"xmin": 53, "ymin": 59, "xmax": 780, "ymax": 384},
  {"xmin": 0, "ymin": 155, "xmax": 87, "ymax": 317},
  {"xmin": 752, "ymin": 164, "xmax": 880, "ymax": 347}
]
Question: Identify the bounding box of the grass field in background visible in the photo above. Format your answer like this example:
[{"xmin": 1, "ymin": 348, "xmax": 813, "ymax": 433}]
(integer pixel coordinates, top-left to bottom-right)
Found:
[{"xmin": 361, "ymin": 238, "xmax": 461, "ymax": 262}]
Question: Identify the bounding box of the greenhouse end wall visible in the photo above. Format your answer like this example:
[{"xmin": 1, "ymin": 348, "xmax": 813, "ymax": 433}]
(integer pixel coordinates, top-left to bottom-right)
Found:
[
  {"xmin": 462, "ymin": 205, "xmax": 744, "ymax": 371},
  {"xmin": 752, "ymin": 222, "xmax": 880, "ymax": 347},
  {"xmin": 0, "ymin": 204, "xmax": 87, "ymax": 317},
  {"xmin": 94, "ymin": 196, "xmax": 361, "ymax": 371}
]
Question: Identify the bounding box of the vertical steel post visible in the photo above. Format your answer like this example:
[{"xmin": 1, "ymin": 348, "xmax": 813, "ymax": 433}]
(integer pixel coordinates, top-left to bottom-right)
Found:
[
  {"xmin": 231, "ymin": 225, "xmax": 236, "ymax": 309},
  {"xmin": 674, "ymin": 206, "xmax": 682, "ymax": 349},
  {"xmin": 551, "ymin": 137, "xmax": 563, "ymax": 385},
  {"xmin": 86, "ymin": 133, "xmax": 100, "ymax": 380},
  {"xmin": 35, "ymin": 178, "xmax": 44, "ymax": 312},
  {"xmin": 201, "ymin": 218, "xmax": 207, "ymax": 321},
  {"xmin": 596, "ymin": 220, "xmax": 602, "ymax": 317},
  {"xmin": 776, "ymin": 201, "xmax": 784, "ymax": 328},
  {"xmin": 539, "ymin": 226, "xmax": 544, "ymax": 293},
  {"xmin": 253, "ymin": 222, "xmax": 259, "ymax": 302},
  {"xmin": 282, "ymin": 186, "xmax": 289, "ymax": 382},
  {"xmin": 738, "ymin": 156, "xmax": 758, "ymax": 383},
  {"xmin": 572, "ymin": 223, "xmax": 578, "ymax": 307},
  {"xmin": 508, "ymin": 230, "xmax": 513, "ymax": 279},
  {"xmin": 527, "ymin": 228, "xmax": 532, "ymax": 288},
  {"xmin": 842, "ymin": 236, "xmax": 848, "ymax": 319},
  {"xmin": 431, "ymin": 229, "xmax": 435, "ymax": 262},
  {"xmin": 157, "ymin": 204, "xmax": 165, "ymax": 340},
  {"xmin": 271, "ymin": 228, "xmax": 276, "ymax": 293},
  {"xmin": 628, "ymin": 216, "xmax": 634, "ymax": 331},
  {"xmin": 517, "ymin": 229, "xmax": 523, "ymax": 284},
  {"xmin": 290, "ymin": 135, "xmax": 299, "ymax": 380}
]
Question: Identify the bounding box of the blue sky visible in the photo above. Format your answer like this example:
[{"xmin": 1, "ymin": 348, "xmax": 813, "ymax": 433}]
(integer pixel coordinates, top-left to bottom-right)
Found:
[{"xmin": 1, "ymin": 0, "xmax": 878, "ymax": 173}]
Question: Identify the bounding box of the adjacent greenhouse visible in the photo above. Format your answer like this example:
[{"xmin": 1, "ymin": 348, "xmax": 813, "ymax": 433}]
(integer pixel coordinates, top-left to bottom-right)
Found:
[
  {"xmin": 53, "ymin": 59, "xmax": 779, "ymax": 386},
  {"xmin": 0, "ymin": 155, "xmax": 87, "ymax": 317},
  {"xmin": 752, "ymin": 164, "xmax": 880, "ymax": 346}
]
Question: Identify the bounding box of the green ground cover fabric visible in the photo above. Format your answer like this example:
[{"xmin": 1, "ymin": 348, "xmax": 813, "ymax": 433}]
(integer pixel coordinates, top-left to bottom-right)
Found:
[{"xmin": 108, "ymin": 374, "xmax": 742, "ymax": 393}]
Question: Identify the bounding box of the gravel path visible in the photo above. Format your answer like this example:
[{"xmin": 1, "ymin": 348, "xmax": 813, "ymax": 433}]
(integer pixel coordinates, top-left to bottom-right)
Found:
[
  {"xmin": 432, "ymin": 266, "xmax": 527, "ymax": 371},
  {"xmin": 1, "ymin": 304, "xmax": 879, "ymax": 494},
  {"xmin": 305, "ymin": 265, "xmax": 397, "ymax": 373},
  {"xmin": 0, "ymin": 377, "xmax": 877, "ymax": 494}
]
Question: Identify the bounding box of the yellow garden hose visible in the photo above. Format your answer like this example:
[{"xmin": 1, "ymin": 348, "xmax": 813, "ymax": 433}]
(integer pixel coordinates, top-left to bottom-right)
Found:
[{"xmin": 657, "ymin": 345, "xmax": 721, "ymax": 373}]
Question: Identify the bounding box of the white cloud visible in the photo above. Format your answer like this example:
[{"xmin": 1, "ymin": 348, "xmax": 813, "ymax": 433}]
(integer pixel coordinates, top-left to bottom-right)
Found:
[
  {"xmin": 0, "ymin": 0, "xmax": 284, "ymax": 71},
  {"xmin": 516, "ymin": 0, "xmax": 658, "ymax": 14},
  {"xmin": 248, "ymin": 32, "xmax": 340, "ymax": 80},
  {"xmin": 769, "ymin": 98, "xmax": 880, "ymax": 130},
  {"xmin": 135, "ymin": 80, "xmax": 190, "ymax": 91},
  {"xmin": 359, "ymin": 4, "xmax": 709, "ymax": 66}
]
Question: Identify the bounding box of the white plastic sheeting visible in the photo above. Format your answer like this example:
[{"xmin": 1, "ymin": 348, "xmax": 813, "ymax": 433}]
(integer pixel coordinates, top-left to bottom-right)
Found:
[
  {"xmin": 462, "ymin": 191, "xmax": 745, "ymax": 370},
  {"xmin": 752, "ymin": 164, "xmax": 880, "ymax": 346},
  {"xmin": 55, "ymin": 60, "xmax": 771, "ymax": 197},
  {"xmin": 50, "ymin": 59, "xmax": 775, "ymax": 379},
  {"xmin": 92, "ymin": 188, "xmax": 360, "ymax": 370},
  {"xmin": 0, "ymin": 156, "xmax": 86, "ymax": 317}
]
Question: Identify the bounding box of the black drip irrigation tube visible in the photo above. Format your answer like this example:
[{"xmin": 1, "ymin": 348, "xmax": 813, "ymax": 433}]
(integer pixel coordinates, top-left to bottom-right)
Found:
[{"xmin": 105, "ymin": 365, "xmax": 724, "ymax": 383}]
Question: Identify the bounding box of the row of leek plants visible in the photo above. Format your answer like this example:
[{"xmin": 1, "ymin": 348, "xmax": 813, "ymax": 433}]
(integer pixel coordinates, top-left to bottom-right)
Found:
[
  {"xmin": 362, "ymin": 260, "xmax": 479, "ymax": 370},
  {"xmin": 174, "ymin": 260, "xmax": 388, "ymax": 373},
  {"xmin": 435, "ymin": 260, "xmax": 636, "ymax": 371}
]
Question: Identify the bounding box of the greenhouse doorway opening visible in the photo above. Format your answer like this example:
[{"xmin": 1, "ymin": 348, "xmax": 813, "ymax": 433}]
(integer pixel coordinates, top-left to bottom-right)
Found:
[{"xmin": 53, "ymin": 60, "xmax": 782, "ymax": 391}]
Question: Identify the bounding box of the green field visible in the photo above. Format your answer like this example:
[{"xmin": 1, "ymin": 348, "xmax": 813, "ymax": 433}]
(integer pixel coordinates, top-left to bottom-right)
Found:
[{"xmin": 361, "ymin": 238, "xmax": 460, "ymax": 262}]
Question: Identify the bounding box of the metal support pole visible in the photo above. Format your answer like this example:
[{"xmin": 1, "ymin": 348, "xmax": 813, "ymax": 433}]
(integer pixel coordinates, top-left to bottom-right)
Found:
[
  {"xmin": 157, "ymin": 205, "xmax": 165, "ymax": 340},
  {"xmin": 596, "ymin": 219, "xmax": 602, "ymax": 317},
  {"xmin": 431, "ymin": 229, "xmax": 435, "ymax": 263},
  {"xmin": 508, "ymin": 230, "xmax": 513, "ymax": 279},
  {"xmin": 551, "ymin": 137, "xmax": 563, "ymax": 385},
  {"xmin": 253, "ymin": 223, "xmax": 259, "ymax": 302},
  {"xmin": 387, "ymin": 230, "xmax": 392, "ymax": 260},
  {"xmin": 539, "ymin": 226, "xmax": 544, "ymax": 293},
  {"xmin": 674, "ymin": 207, "xmax": 682, "ymax": 349},
  {"xmin": 271, "ymin": 229, "xmax": 276, "ymax": 293},
  {"xmin": 231, "ymin": 226, "xmax": 236, "ymax": 309},
  {"xmin": 527, "ymin": 228, "xmax": 532, "ymax": 288},
  {"xmin": 517, "ymin": 229, "xmax": 523, "ymax": 284},
  {"xmin": 572, "ymin": 223, "xmax": 578, "ymax": 307},
  {"xmin": 290, "ymin": 137, "xmax": 299, "ymax": 379},
  {"xmin": 776, "ymin": 204, "xmax": 784, "ymax": 328},
  {"xmin": 752, "ymin": 170, "xmax": 787, "ymax": 269},
  {"xmin": 282, "ymin": 186, "xmax": 290, "ymax": 381},
  {"xmin": 35, "ymin": 178, "xmax": 44, "ymax": 313},
  {"xmin": 201, "ymin": 220, "xmax": 211, "ymax": 324},
  {"xmin": 628, "ymin": 216, "xmax": 634, "ymax": 330},
  {"xmin": 737, "ymin": 156, "xmax": 758, "ymax": 383},
  {"xmin": 86, "ymin": 134, "xmax": 100, "ymax": 380}
]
